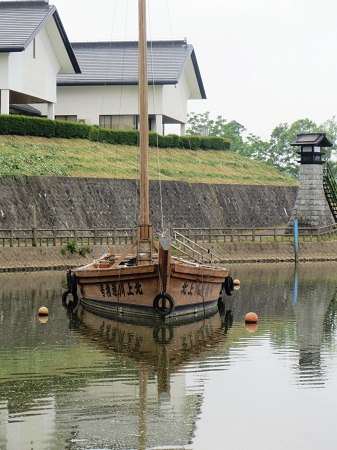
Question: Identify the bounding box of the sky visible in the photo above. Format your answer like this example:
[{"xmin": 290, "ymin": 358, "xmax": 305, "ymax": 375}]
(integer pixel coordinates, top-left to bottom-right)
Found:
[{"xmin": 51, "ymin": 0, "xmax": 337, "ymax": 140}]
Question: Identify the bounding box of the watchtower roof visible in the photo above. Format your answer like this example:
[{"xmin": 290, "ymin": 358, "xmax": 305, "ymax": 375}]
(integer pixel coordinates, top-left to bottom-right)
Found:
[{"xmin": 291, "ymin": 133, "xmax": 332, "ymax": 147}]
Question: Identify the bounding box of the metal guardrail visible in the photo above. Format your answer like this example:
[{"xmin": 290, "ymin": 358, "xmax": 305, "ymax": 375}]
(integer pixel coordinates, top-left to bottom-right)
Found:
[
  {"xmin": 170, "ymin": 229, "xmax": 223, "ymax": 264},
  {"xmin": 0, "ymin": 224, "xmax": 336, "ymax": 248},
  {"xmin": 323, "ymin": 162, "xmax": 337, "ymax": 221}
]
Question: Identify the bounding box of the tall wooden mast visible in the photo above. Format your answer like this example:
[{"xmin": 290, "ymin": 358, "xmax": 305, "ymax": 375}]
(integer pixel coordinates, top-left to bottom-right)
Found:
[{"xmin": 138, "ymin": 0, "xmax": 150, "ymax": 239}]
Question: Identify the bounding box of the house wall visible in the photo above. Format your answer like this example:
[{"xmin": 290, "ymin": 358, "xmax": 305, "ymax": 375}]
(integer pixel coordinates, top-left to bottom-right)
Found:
[
  {"xmin": 5, "ymin": 28, "xmax": 61, "ymax": 103},
  {"xmin": 162, "ymin": 75, "xmax": 189, "ymax": 124},
  {"xmin": 0, "ymin": 54, "xmax": 9, "ymax": 87},
  {"xmin": 53, "ymin": 82, "xmax": 188, "ymax": 126},
  {"xmin": 53, "ymin": 85, "xmax": 141, "ymax": 124}
]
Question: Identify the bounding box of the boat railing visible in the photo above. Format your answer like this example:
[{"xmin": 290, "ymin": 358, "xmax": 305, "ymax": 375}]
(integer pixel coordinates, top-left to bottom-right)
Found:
[{"xmin": 169, "ymin": 229, "xmax": 223, "ymax": 265}]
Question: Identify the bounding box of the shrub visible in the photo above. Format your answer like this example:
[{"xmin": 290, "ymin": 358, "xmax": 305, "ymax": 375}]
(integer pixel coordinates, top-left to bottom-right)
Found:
[
  {"xmin": 167, "ymin": 134, "xmax": 183, "ymax": 148},
  {"xmin": 79, "ymin": 246, "xmax": 90, "ymax": 257},
  {"xmin": 89, "ymin": 127, "xmax": 119, "ymax": 144},
  {"xmin": 0, "ymin": 114, "xmax": 56, "ymax": 137},
  {"xmin": 148, "ymin": 132, "xmax": 158, "ymax": 147},
  {"xmin": 200, "ymin": 136, "xmax": 231, "ymax": 151},
  {"xmin": 0, "ymin": 115, "xmax": 231, "ymax": 151},
  {"xmin": 55, "ymin": 120, "xmax": 91, "ymax": 139},
  {"xmin": 149, "ymin": 132, "xmax": 175, "ymax": 148},
  {"xmin": 118, "ymin": 130, "xmax": 139, "ymax": 146},
  {"xmin": 88, "ymin": 125, "xmax": 100, "ymax": 141},
  {"xmin": 63, "ymin": 239, "xmax": 77, "ymax": 254},
  {"xmin": 180, "ymin": 135, "xmax": 201, "ymax": 150},
  {"xmin": 158, "ymin": 134, "xmax": 174, "ymax": 148}
]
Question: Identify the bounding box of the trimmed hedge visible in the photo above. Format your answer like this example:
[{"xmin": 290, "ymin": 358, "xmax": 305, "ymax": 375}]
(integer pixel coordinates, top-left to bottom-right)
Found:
[
  {"xmin": 180, "ymin": 135, "xmax": 201, "ymax": 150},
  {"xmin": 201, "ymin": 136, "xmax": 231, "ymax": 151},
  {"xmin": 117, "ymin": 130, "xmax": 139, "ymax": 146},
  {"xmin": 89, "ymin": 126, "xmax": 119, "ymax": 144},
  {"xmin": 149, "ymin": 132, "xmax": 175, "ymax": 148},
  {"xmin": 167, "ymin": 134, "xmax": 183, "ymax": 149},
  {"xmin": 0, "ymin": 114, "xmax": 56, "ymax": 137},
  {"xmin": 0, "ymin": 114, "xmax": 231, "ymax": 151},
  {"xmin": 55, "ymin": 120, "xmax": 91, "ymax": 139}
]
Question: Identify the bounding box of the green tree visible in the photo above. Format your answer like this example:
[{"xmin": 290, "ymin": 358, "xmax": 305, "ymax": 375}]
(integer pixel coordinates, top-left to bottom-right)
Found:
[
  {"xmin": 187, "ymin": 112, "xmax": 245, "ymax": 151},
  {"xmin": 242, "ymin": 133, "xmax": 270, "ymax": 160},
  {"xmin": 188, "ymin": 111, "xmax": 337, "ymax": 178},
  {"xmin": 245, "ymin": 118, "xmax": 337, "ymax": 178},
  {"xmin": 269, "ymin": 119, "xmax": 319, "ymax": 176},
  {"xmin": 320, "ymin": 116, "xmax": 337, "ymax": 160}
]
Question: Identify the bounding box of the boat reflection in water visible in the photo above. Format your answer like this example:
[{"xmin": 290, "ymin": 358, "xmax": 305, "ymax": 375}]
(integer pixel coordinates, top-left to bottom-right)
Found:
[{"xmin": 65, "ymin": 298, "xmax": 234, "ymax": 450}]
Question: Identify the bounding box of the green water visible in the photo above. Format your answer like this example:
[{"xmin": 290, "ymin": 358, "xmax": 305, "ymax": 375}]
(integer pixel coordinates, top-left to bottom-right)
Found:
[{"xmin": 0, "ymin": 262, "xmax": 337, "ymax": 449}]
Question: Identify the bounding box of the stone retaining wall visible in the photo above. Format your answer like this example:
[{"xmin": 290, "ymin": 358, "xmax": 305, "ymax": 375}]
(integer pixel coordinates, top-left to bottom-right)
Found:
[{"xmin": 0, "ymin": 176, "xmax": 298, "ymax": 230}]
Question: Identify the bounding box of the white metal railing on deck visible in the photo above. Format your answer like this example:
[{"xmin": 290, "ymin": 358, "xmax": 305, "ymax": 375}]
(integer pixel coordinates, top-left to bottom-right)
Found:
[{"xmin": 169, "ymin": 230, "xmax": 222, "ymax": 265}]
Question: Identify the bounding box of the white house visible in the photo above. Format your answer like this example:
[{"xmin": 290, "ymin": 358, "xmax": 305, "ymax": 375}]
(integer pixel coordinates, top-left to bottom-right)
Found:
[
  {"xmin": 0, "ymin": 0, "xmax": 80, "ymax": 118},
  {"xmin": 0, "ymin": 2, "xmax": 206, "ymax": 136},
  {"xmin": 54, "ymin": 40, "xmax": 206, "ymax": 135}
]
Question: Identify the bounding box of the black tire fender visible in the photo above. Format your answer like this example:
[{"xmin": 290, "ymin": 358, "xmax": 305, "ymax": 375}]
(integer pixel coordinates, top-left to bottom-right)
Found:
[
  {"xmin": 153, "ymin": 324, "xmax": 174, "ymax": 344},
  {"xmin": 224, "ymin": 276, "xmax": 234, "ymax": 296},
  {"xmin": 66, "ymin": 271, "xmax": 78, "ymax": 302},
  {"xmin": 153, "ymin": 292, "xmax": 175, "ymax": 316}
]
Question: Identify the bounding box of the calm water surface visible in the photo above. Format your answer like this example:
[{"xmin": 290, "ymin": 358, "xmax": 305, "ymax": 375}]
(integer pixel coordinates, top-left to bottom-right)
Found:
[{"xmin": 1, "ymin": 262, "xmax": 337, "ymax": 450}]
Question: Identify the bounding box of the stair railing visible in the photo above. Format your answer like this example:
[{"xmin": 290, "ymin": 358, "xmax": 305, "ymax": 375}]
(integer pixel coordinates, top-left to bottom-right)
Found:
[
  {"xmin": 168, "ymin": 229, "xmax": 223, "ymax": 265},
  {"xmin": 323, "ymin": 162, "xmax": 337, "ymax": 221}
]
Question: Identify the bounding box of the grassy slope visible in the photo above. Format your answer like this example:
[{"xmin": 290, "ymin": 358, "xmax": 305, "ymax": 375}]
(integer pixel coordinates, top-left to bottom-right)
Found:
[{"xmin": 0, "ymin": 135, "xmax": 298, "ymax": 185}]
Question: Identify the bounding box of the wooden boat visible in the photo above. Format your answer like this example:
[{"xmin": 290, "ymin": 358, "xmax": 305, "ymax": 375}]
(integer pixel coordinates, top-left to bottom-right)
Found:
[{"xmin": 63, "ymin": 0, "xmax": 232, "ymax": 321}]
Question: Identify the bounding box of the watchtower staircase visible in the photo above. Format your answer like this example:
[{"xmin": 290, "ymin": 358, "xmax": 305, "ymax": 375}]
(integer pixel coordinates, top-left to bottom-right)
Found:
[{"xmin": 323, "ymin": 162, "xmax": 337, "ymax": 222}]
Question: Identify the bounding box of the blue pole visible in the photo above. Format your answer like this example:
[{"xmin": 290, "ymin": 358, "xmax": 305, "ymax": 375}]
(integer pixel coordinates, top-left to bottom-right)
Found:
[
  {"xmin": 293, "ymin": 218, "xmax": 299, "ymax": 263},
  {"xmin": 293, "ymin": 265, "xmax": 298, "ymax": 305}
]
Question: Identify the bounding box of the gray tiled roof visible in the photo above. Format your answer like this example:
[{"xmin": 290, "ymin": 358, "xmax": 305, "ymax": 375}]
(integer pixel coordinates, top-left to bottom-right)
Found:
[
  {"xmin": 0, "ymin": 1, "xmax": 54, "ymax": 50},
  {"xmin": 57, "ymin": 40, "xmax": 206, "ymax": 98},
  {"xmin": 0, "ymin": 1, "xmax": 80, "ymax": 72}
]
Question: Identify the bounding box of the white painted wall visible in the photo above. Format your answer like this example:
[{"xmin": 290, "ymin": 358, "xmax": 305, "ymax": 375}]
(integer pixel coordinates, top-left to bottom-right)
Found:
[
  {"xmin": 21, "ymin": 30, "xmax": 60, "ymax": 102},
  {"xmin": 53, "ymin": 81, "xmax": 189, "ymax": 127},
  {"xmin": 0, "ymin": 54, "xmax": 9, "ymax": 87},
  {"xmin": 162, "ymin": 79, "xmax": 189, "ymax": 124},
  {"xmin": 1, "ymin": 28, "xmax": 61, "ymax": 104},
  {"xmin": 54, "ymin": 84, "xmax": 163, "ymax": 124}
]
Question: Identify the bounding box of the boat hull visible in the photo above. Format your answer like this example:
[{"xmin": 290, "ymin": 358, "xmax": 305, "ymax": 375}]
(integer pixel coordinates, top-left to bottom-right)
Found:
[{"xmin": 72, "ymin": 261, "xmax": 228, "ymax": 321}]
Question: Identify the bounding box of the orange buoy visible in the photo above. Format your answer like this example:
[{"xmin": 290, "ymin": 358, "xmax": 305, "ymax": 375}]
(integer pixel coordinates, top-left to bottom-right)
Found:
[
  {"xmin": 38, "ymin": 306, "xmax": 49, "ymax": 316},
  {"xmin": 245, "ymin": 323, "xmax": 258, "ymax": 333},
  {"xmin": 245, "ymin": 312, "xmax": 258, "ymax": 323},
  {"xmin": 38, "ymin": 316, "xmax": 49, "ymax": 324}
]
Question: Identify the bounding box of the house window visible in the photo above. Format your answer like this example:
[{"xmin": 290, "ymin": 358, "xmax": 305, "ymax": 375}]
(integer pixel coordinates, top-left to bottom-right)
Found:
[
  {"xmin": 55, "ymin": 115, "xmax": 78, "ymax": 122},
  {"xmin": 99, "ymin": 115, "xmax": 137, "ymax": 130}
]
